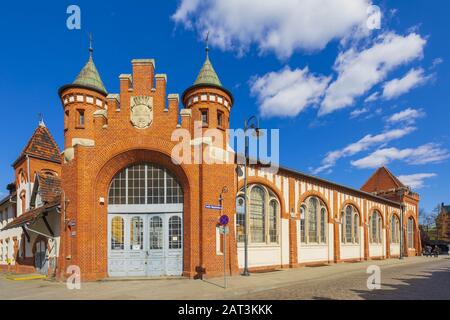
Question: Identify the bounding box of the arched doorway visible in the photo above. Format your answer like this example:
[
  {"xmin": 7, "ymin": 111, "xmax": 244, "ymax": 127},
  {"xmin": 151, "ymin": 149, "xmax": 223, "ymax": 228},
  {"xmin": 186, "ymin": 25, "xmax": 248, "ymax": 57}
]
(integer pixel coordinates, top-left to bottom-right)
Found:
[{"xmin": 107, "ymin": 163, "xmax": 184, "ymax": 277}]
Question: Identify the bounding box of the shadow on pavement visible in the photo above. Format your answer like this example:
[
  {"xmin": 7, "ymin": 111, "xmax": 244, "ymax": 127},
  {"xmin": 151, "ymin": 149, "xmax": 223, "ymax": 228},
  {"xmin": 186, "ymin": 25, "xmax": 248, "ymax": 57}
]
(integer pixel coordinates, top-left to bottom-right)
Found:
[{"xmin": 351, "ymin": 263, "xmax": 450, "ymax": 300}]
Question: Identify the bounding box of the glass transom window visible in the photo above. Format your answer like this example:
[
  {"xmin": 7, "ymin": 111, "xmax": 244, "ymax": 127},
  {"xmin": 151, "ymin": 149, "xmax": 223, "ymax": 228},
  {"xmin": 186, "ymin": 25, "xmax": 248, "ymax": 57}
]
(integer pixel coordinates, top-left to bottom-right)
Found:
[{"xmin": 108, "ymin": 163, "xmax": 183, "ymax": 205}]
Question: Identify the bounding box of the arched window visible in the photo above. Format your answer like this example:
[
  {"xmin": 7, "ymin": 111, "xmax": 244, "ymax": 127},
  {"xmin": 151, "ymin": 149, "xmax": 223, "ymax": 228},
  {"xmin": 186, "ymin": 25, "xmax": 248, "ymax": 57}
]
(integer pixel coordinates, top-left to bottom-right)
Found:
[
  {"xmin": 110, "ymin": 216, "xmax": 124, "ymax": 250},
  {"xmin": 236, "ymin": 197, "xmax": 245, "ymax": 243},
  {"xmin": 236, "ymin": 185, "xmax": 280, "ymax": 245},
  {"xmin": 300, "ymin": 196, "xmax": 328, "ymax": 244},
  {"xmin": 300, "ymin": 205, "xmax": 306, "ymax": 243},
  {"xmin": 130, "ymin": 216, "xmax": 143, "ymax": 250},
  {"xmin": 169, "ymin": 216, "xmax": 182, "ymax": 249},
  {"xmin": 369, "ymin": 211, "xmax": 382, "ymax": 244},
  {"xmin": 341, "ymin": 205, "xmax": 359, "ymax": 244},
  {"xmin": 149, "ymin": 216, "xmax": 163, "ymax": 250},
  {"xmin": 108, "ymin": 164, "xmax": 183, "ymax": 205},
  {"xmin": 250, "ymin": 186, "xmax": 265, "ymax": 243},
  {"xmin": 407, "ymin": 217, "xmax": 414, "ymax": 249},
  {"xmin": 269, "ymin": 200, "xmax": 279, "ymax": 243},
  {"xmin": 391, "ymin": 214, "xmax": 400, "ymax": 244}
]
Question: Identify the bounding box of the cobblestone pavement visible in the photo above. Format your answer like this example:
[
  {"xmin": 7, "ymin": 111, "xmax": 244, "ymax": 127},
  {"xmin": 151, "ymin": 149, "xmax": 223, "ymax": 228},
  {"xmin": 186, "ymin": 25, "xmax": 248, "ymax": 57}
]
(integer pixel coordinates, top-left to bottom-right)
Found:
[
  {"xmin": 237, "ymin": 256, "xmax": 450, "ymax": 300},
  {"xmin": 0, "ymin": 256, "xmax": 449, "ymax": 300}
]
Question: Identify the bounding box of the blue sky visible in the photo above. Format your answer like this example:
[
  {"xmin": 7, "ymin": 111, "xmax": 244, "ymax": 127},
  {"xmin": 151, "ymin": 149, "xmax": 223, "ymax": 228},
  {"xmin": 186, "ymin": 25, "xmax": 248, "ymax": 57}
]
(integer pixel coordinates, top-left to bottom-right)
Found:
[{"xmin": 0, "ymin": 1, "xmax": 449, "ymax": 216}]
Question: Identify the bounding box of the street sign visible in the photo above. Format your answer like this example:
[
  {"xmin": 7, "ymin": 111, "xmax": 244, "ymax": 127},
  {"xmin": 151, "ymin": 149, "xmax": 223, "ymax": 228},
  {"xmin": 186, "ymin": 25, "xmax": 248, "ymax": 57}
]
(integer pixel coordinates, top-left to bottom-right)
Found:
[
  {"xmin": 206, "ymin": 204, "xmax": 223, "ymax": 210},
  {"xmin": 219, "ymin": 215, "xmax": 229, "ymax": 226}
]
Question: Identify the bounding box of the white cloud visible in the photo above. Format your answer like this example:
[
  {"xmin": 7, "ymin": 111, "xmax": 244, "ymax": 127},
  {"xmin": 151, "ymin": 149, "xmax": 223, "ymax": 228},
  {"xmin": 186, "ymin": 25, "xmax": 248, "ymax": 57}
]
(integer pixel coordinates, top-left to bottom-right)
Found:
[
  {"xmin": 351, "ymin": 143, "xmax": 450, "ymax": 168},
  {"xmin": 386, "ymin": 107, "xmax": 425, "ymax": 125},
  {"xmin": 172, "ymin": 0, "xmax": 372, "ymax": 59},
  {"xmin": 312, "ymin": 127, "xmax": 416, "ymax": 174},
  {"xmin": 364, "ymin": 92, "xmax": 380, "ymax": 103},
  {"xmin": 350, "ymin": 107, "xmax": 369, "ymax": 119},
  {"xmin": 382, "ymin": 68, "xmax": 430, "ymax": 100},
  {"xmin": 320, "ymin": 32, "xmax": 426, "ymax": 115},
  {"xmin": 397, "ymin": 173, "xmax": 437, "ymax": 189},
  {"xmin": 250, "ymin": 66, "xmax": 330, "ymax": 117}
]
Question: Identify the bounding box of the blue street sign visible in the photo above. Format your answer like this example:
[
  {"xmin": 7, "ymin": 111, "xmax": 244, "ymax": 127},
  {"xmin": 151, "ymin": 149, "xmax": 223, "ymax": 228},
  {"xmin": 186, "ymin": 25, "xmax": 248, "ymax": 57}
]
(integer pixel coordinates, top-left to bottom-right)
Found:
[
  {"xmin": 206, "ymin": 204, "xmax": 223, "ymax": 210},
  {"xmin": 219, "ymin": 215, "xmax": 229, "ymax": 226}
]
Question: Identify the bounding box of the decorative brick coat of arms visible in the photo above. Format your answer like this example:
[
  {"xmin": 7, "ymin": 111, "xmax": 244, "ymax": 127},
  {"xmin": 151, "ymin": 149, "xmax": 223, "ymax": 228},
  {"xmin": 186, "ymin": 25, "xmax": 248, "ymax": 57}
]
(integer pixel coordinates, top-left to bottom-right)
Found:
[{"xmin": 130, "ymin": 96, "xmax": 153, "ymax": 129}]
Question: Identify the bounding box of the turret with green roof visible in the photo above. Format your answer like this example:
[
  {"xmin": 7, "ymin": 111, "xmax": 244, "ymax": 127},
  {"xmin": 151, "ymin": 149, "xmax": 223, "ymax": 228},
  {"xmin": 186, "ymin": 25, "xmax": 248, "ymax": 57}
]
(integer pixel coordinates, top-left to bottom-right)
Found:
[
  {"xmin": 59, "ymin": 34, "xmax": 107, "ymax": 96},
  {"xmin": 182, "ymin": 40, "xmax": 233, "ymax": 107}
]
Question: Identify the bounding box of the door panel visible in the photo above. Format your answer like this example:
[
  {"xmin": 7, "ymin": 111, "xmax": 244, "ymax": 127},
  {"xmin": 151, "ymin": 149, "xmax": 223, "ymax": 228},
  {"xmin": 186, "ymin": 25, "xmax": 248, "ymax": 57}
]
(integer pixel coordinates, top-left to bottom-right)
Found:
[{"xmin": 108, "ymin": 213, "xmax": 183, "ymax": 277}]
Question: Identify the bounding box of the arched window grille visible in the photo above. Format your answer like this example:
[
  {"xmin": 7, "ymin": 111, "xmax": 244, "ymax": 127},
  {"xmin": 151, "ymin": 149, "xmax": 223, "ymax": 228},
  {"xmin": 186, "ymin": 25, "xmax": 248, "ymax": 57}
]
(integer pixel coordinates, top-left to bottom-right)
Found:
[
  {"xmin": 110, "ymin": 216, "xmax": 124, "ymax": 250},
  {"xmin": 341, "ymin": 205, "xmax": 359, "ymax": 244},
  {"xmin": 369, "ymin": 211, "xmax": 382, "ymax": 244},
  {"xmin": 108, "ymin": 164, "xmax": 183, "ymax": 205},
  {"xmin": 169, "ymin": 216, "xmax": 182, "ymax": 249},
  {"xmin": 236, "ymin": 184, "xmax": 280, "ymax": 245},
  {"xmin": 149, "ymin": 216, "xmax": 163, "ymax": 250},
  {"xmin": 391, "ymin": 214, "xmax": 400, "ymax": 244},
  {"xmin": 300, "ymin": 196, "xmax": 328, "ymax": 244},
  {"xmin": 407, "ymin": 217, "xmax": 414, "ymax": 249}
]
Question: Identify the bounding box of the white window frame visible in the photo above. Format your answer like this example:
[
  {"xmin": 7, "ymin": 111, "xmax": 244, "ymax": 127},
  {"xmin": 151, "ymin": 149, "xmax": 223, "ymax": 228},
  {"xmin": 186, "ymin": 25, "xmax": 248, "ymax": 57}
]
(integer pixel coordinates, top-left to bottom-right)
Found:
[
  {"xmin": 236, "ymin": 184, "xmax": 281, "ymax": 246},
  {"xmin": 300, "ymin": 196, "xmax": 328, "ymax": 245}
]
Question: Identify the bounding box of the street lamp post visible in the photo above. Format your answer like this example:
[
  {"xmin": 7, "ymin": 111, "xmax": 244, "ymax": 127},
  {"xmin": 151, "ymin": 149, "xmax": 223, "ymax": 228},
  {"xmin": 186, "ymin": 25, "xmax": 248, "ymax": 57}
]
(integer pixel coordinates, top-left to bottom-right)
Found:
[{"xmin": 242, "ymin": 115, "xmax": 260, "ymax": 277}]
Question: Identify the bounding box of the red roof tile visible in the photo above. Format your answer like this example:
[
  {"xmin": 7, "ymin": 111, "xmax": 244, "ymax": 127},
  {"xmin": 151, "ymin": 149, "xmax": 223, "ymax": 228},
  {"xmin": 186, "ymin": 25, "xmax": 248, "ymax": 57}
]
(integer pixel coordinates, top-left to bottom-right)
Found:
[
  {"xmin": 361, "ymin": 166, "xmax": 405, "ymax": 193},
  {"xmin": 13, "ymin": 124, "xmax": 61, "ymax": 166}
]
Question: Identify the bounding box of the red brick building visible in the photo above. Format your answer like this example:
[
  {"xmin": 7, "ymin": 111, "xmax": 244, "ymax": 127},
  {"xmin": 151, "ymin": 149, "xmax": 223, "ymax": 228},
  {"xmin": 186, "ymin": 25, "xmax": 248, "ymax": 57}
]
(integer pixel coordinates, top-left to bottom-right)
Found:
[{"xmin": 1, "ymin": 46, "xmax": 421, "ymax": 280}]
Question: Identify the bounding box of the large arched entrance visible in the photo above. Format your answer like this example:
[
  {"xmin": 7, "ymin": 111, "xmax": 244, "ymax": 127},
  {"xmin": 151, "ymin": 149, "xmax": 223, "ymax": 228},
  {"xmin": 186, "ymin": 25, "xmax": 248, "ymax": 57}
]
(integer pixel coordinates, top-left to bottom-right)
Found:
[{"xmin": 107, "ymin": 163, "xmax": 184, "ymax": 277}]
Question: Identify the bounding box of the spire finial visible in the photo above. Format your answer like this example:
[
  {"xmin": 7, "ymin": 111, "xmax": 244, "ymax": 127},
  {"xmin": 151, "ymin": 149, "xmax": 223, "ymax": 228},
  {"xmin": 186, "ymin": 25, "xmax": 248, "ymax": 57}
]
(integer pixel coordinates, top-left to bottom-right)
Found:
[
  {"xmin": 38, "ymin": 113, "xmax": 46, "ymax": 127},
  {"xmin": 205, "ymin": 31, "xmax": 210, "ymax": 59},
  {"xmin": 89, "ymin": 32, "xmax": 93, "ymax": 58}
]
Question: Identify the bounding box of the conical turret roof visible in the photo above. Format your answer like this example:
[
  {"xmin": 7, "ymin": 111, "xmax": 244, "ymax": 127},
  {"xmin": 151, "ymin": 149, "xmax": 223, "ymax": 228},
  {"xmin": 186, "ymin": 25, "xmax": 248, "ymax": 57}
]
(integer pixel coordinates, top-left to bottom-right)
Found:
[
  {"xmin": 194, "ymin": 52, "xmax": 222, "ymax": 87},
  {"xmin": 73, "ymin": 54, "xmax": 107, "ymax": 95}
]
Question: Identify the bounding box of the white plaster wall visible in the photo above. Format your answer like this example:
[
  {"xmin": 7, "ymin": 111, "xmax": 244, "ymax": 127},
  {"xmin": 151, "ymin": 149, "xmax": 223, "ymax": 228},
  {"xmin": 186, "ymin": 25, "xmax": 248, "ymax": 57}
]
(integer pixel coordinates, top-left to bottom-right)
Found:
[
  {"xmin": 341, "ymin": 245, "xmax": 361, "ymax": 260},
  {"xmin": 281, "ymin": 218, "xmax": 289, "ymax": 265},
  {"xmin": 369, "ymin": 244, "xmax": 383, "ymax": 257},
  {"xmin": 298, "ymin": 245, "xmax": 329, "ymax": 263},
  {"xmin": 390, "ymin": 243, "xmax": 400, "ymax": 256},
  {"xmin": 237, "ymin": 246, "xmax": 281, "ymax": 268}
]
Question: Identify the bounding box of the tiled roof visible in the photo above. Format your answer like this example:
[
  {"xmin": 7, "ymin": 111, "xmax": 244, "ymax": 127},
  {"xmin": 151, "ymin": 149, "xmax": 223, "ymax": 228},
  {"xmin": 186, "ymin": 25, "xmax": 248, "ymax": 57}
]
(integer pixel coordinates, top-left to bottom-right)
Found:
[
  {"xmin": 13, "ymin": 123, "xmax": 61, "ymax": 166},
  {"xmin": 36, "ymin": 173, "xmax": 61, "ymax": 204},
  {"xmin": 361, "ymin": 166, "xmax": 405, "ymax": 193},
  {"xmin": 1, "ymin": 201, "xmax": 59, "ymax": 231}
]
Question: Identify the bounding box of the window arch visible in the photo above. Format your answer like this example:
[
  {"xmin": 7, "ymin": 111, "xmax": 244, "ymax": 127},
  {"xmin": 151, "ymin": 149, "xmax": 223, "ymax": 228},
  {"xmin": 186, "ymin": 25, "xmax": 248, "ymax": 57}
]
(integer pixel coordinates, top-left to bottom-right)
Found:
[
  {"xmin": 391, "ymin": 214, "xmax": 400, "ymax": 244},
  {"xmin": 369, "ymin": 211, "xmax": 382, "ymax": 244},
  {"xmin": 236, "ymin": 184, "xmax": 280, "ymax": 245},
  {"xmin": 341, "ymin": 205, "xmax": 359, "ymax": 244},
  {"xmin": 407, "ymin": 217, "xmax": 414, "ymax": 249},
  {"xmin": 108, "ymin": 163, "xmax": 183, "ymax": 205},
  {"xmin": 300, "ymin": 196, "xmax": 328, "ymax": 244}
]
